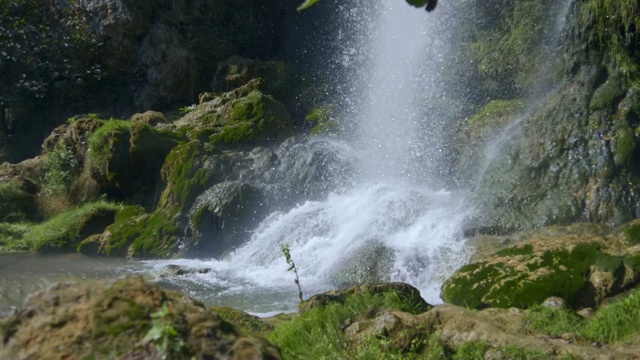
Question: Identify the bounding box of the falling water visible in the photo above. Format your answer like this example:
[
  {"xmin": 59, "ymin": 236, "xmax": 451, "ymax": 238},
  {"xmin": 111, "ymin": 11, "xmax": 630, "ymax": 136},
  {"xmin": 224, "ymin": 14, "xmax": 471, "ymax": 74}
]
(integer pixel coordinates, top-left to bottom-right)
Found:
[{"xmin": 140, "ymin": 1, "xmax": 471, "ymax": 314}]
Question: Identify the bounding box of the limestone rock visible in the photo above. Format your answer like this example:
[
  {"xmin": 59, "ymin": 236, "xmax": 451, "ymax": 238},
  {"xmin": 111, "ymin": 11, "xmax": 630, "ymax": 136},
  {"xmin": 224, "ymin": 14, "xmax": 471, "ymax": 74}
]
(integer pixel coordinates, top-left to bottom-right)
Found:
[{"xmin": 0, "ymin": 276, "xmax": 282, "ymax": 360}]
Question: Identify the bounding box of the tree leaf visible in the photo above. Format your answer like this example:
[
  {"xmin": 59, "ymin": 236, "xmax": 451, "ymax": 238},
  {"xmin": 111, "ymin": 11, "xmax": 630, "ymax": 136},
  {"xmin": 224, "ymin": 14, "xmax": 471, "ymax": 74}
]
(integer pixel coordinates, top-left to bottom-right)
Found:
[
  {"xmin": 406, "ymin": 0, "xmax": 428, "ymax": 7},
  {"xmin": 297, "ymin": 0, "xmax": 319, "ymax": 11}
]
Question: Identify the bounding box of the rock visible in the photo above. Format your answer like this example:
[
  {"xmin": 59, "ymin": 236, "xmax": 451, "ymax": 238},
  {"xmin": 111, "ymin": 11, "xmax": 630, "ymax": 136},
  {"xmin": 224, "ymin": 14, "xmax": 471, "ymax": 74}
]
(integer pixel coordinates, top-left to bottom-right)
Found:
[
  {"xmin": 158, "ymin": 264, "xmax": 211, "ymax": 278},
  {"xmin": 0, "ymin": 276, "xmax": 282, "ymax": 359},
  {"xmin": 542, "ymin": 297, "xmax": 566, "ymax": 310},
  {"xmin": 330, "ymin": 241, "xmax": 395, "ymax": 287},
  {"xmin": 130, "ymin": 110, "xmax": 169, "ymax": 126},
  {"xmin": 300, "ymin": 283, "xmax": 430, "ymax": 314},
  {"xmin": 443, "ymin": 223, "xmax": 640, "ymax": 309},
  {"xmin": 211, "ymin": 56, "xmax": 297, "ymax": 104}
]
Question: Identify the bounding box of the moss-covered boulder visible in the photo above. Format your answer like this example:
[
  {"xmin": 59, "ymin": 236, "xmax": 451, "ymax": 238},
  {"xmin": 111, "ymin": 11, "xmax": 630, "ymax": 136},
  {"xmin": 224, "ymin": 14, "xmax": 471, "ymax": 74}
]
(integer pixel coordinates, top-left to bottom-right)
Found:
[
  {"xmin": 33, "ymin": 201, "xmax": 122, "ymax": 254},
  {"xmin": 175, "ymin": 78, "xmax": 291, "ymax": 146},
  {"xmin": 130, "ymin": 110, "xmax": 169, "ymax": 126},
  {"xmin": 0, "ymin": 276, "xmax": 282, "ymax": 360},
  {"xmin": 442, "ymin": 223, "xmax": 640, "ymax": 309},
  {"xmin": 88, "ymin": 119, "xmax": 183, "ymax": 205},
  {"xmin": 212, "ymin": 56, "xmax": 297, "ymax": 104},
  {"xmin": 330, "ymin": 241, "xmax": 395, "ymax": 287},
  {"xmin": 300, "ymin": 283, "xmax": 430, "ymax": 314}
]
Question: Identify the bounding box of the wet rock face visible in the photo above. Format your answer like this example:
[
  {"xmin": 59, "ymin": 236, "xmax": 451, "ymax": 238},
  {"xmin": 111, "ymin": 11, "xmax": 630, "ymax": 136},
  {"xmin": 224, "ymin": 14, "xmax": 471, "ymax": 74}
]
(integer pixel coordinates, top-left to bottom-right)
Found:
[
  {"xmin": 0, "ymin": 276, "xmax": 282, "ymax": 360},
  {"xmin": 442, "ymin": 223, "xmax": 640, "ymax": 309},
  {"xmin": 83, "ymin": 0, "xmax": 285, "ymax": 110}
]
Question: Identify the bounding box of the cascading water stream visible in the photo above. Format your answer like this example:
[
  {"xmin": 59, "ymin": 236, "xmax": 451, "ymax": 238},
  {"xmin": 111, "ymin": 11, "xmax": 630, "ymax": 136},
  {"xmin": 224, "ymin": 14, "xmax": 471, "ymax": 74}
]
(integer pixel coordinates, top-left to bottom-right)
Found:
[{"xmin": 140, "ymin": 1, "xmax": 471, "ymax": 314}]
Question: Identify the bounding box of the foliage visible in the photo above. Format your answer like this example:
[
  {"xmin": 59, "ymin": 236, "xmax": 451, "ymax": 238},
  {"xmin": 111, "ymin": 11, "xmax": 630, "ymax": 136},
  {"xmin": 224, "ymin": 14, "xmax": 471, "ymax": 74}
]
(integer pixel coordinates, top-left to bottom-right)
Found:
[
  {"xmin": 526, "ymin": 290, "xmax": 640, "ymax": 344},
  {"xmin": 0, "ymin": 0, "xmax": 100, "ymax": 112},
  {"xmin": 281, "ymin": 243, "xmax": 303, "ymax": 302},
  {"xmin": 42, "ymin": 146, "xmax": 80, "ymax": 196},
  {"xmin": 0, "ymin": 181, "xmax": 34, "ymax": 222},
  {"xmin": 268, "ymin": 291, "xmax": 427, "ymax": 359},
  {"xmin": 581, "ymin": 290, "xmax": 640, "ymax": 343},
  {"xmin": 525, "ymin": 304, "xmax": 583, "ymax": 337},
  {"xmin": 581, "ymin": 0, "xmax": 640, "ymax": 79},
  {"xmin": 30, "ymin": 200, "xmax": 122, "ymax": 252},
  {"xmin": 0, "ymin": 222, "xmax": 31, "ymax": 252},
  {"xmin": 297, "ymin": 0, "xmax": 319, "ymax": 11},
  {"xmin": 142, "ymin": 303, "xmax": 185, "ymax": 360},
  {"xmin": 406, "ymin": 0, "xmax": 438, "ymax": 12}
]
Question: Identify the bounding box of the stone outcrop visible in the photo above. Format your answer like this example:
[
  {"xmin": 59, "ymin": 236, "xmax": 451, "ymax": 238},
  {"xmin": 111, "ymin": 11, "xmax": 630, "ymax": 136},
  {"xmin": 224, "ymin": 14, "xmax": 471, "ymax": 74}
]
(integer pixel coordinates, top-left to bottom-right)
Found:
[
  {"xmin": 442, "ymin": 222, "xmax": 640, "ymax": 309},
  {"xmin": 0, "ymin": 276, "xmax": 282, "ymax": 360}
]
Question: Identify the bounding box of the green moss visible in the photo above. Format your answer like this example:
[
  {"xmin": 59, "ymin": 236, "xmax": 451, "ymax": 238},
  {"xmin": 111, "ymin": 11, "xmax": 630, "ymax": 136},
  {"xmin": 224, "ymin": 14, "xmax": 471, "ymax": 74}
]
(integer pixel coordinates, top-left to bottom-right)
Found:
[
  {"xmin": 0, "ymin": 181, "xmax": 35, "ymax": 222},
  {"xmin": 102, "ymin": 205, "xmax": 180, "ymax": 258},
  {"xmin": 213, "ymin": 122, "xmax": 256, "ymax": 144},
  {"xmin": 613, "ymin": 125, "xmax": 636, "ymax": 165},
  {"xmin": 495, "ymin": 244, "xmax": 533, "ymax": 257},
  {"xmin": 590, "ymin": 76, "xmax": 626, "ymax": 110},
  {"xmin": 465, "ymin": 0, "xmax": 549, "ymax": 97},
  {"xmin": 305, "ymin": 105, "xmax": 340, "ymax": 136},
  {"xmin": 30, "ymin": 201, "xmax": 123, "ymax": 253},
  {"xmin": 443, "ymin": 243, "xmax": 625, "ymax": 309},
  {"xmin": 452, "ymin": 342, "xmax": 488, "ymax": 360},
  {"xmin": 160, "ymin": 142, "xmax": 212, "ymax": 211},
  {"xmin": 441, "ymin": 262, "xmax": 507, "ymax": 309},
  {"xmin": 581, "ymin": 0, "xmax": 640, "ymax": 79},
  {"xmin": 467, "ymin": 99, "xmax": 525, "ymax": 126},
  {"xmin": 212, "ymin": 307, "xmax": 273, "ymax": 337},
  {"xmin": 128, "ymin": 211, "xmax": 180, "ymax": 258},
  {"xmin": 87, "ymin": 119, "xmax": 134, "ymax": 171},
  {"xmin": 101, "ymin": 205, "xmax": 146, "ymax": 256},
  {"xmin": 618, "ymin": 220, "xmax": 640, "ymax": 244}
]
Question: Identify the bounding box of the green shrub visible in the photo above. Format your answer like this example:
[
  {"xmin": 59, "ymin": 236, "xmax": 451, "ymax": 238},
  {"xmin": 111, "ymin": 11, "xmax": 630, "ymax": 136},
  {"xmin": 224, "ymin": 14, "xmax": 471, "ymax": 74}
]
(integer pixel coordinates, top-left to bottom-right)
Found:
[{"xmin": 42, "ymin": 146, "xmax": 80, "ymax": 196}]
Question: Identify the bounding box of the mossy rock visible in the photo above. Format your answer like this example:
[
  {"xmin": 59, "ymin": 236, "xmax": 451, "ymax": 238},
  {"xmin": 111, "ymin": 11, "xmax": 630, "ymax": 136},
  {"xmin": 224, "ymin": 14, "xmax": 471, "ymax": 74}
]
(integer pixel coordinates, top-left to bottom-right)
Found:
[
  {"xmin": 442, "ymin": 229, "xmax": 640, "ymax": 309},
  {"xmin": 211, "ymin": 89, "xmax": 291, "ymax": 146},
  {"xmin": 330, "ymin": 242, "xmax": 395, "ymax": 287},
  {"xmin": 32, "ymin": 201, "xmax": 122, "ymax": 254},
  {"xmin": 0, "ymin": 179, "xmax": 37, "ymax": 222},
  {"xmin": 212, "ymin": 306, "xmax": 274, "ymax": 337},
  {"xmin": 188, "ymin": 181, "xmax": 269, "ymax": 257},
  {"xmin": 305, "ymin": 105, "xmax": 340, "ymax": 136},
  {"xmin": 212, "ymin": 56, "xmax": 297, "ymax": 103},
  {"xmin": 159, "ymin": 141, "xmax": 214, "ymax": 212},
  {"xmin": 100, "ymin": 205, "xmax": 181, "ymax": 259},
  {"xmin": 87, "ymin": 119, "xmax": 135, "ymax": 196},
  {"xmin": 300, "ymin": 283, "xmax": 430, "ymax": 314},
  {"xmin": 612, "ymin": 125, "xmax": 637, "ymax": 166},
  {"xmin": 590, "ymin": 76, "xmax": 626, "ymax": 111},
  {"xmin": 130, "ymin": 110, "xmax": 169, "ymax": 126},
  {"xmin": 0, "ymin": 276, "xmax": 282, "ymax": 359}
]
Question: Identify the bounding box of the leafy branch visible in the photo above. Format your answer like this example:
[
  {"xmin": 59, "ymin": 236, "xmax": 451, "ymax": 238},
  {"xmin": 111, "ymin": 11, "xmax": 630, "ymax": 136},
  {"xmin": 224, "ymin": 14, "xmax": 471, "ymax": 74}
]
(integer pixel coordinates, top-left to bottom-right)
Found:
[{"xmin": 280, "ymin": 243, "xmax": 303, "ymax": 302}]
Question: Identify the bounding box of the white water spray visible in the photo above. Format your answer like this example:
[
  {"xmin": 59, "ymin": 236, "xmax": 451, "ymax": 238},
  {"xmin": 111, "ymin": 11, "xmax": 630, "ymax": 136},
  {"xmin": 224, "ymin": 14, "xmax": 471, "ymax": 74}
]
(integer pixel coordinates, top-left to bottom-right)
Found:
[{"xmin": 141, "ymin": 1, "xmax": 470, "ymax": 313}]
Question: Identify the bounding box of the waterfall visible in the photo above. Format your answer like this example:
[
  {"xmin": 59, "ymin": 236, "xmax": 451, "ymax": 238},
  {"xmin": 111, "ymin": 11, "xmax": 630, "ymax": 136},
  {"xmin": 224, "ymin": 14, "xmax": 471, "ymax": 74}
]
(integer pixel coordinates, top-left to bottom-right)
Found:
[{"xmin": 140, "ymin": 0, "xmax": 470, "ymax": 314}]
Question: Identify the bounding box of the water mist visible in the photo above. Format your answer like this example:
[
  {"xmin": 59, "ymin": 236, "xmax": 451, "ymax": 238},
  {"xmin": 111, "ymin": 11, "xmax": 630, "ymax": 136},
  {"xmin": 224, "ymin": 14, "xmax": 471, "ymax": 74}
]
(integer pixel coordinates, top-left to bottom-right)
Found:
[{"xmin": 141, "ymin": 0, "xmax": 471, "ymax": 314}]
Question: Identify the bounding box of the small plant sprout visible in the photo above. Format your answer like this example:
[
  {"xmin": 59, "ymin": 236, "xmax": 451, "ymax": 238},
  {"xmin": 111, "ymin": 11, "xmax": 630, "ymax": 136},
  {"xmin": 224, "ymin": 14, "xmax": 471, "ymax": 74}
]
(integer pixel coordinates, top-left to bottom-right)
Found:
[
  {"xmin": 142, "ymin": 303, "xmax": 184, "ymax": 360},
  {"xmin": 280, "ymin": 243, "xmax": 303, "ymax": 302}
]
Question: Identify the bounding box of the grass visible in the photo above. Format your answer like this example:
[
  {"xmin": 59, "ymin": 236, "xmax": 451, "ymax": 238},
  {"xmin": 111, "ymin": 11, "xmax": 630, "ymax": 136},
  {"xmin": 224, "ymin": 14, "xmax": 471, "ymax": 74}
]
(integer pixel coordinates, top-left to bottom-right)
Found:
[
  {"xmin": 0, "ymin": 200, "xmax": 123, "ymax": 253},
  {"xmin": 526, "ymin": 290, "xmax": 640, "ymax": 344},
  {"xmin": 268, "ymin": 291, "xmax": 427, "ymax": 360}
]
